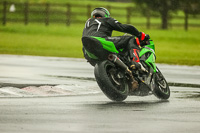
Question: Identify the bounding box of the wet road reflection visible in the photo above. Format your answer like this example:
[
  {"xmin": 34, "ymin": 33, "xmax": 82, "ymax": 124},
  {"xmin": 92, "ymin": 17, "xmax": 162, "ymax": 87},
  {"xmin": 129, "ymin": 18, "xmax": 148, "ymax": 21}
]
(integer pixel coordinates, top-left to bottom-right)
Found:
[{"xmin": 0, "ymin": 86, "xmax": 200, "ymax": 133}]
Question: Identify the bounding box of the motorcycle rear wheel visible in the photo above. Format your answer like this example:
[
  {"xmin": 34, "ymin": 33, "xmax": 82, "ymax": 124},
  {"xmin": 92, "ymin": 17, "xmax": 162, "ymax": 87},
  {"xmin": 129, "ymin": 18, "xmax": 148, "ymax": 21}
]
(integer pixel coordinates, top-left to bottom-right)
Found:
[{"xmin": 94, "ymin": 60, "xmax": 128, "ymax": 101}]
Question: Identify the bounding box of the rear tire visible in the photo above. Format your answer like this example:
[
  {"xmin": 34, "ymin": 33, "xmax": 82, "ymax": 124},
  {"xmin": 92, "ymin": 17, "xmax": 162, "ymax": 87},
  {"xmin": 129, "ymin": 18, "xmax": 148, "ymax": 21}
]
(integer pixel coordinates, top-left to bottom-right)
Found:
[
  {"xmin": 94, "ymin": 61, "xmax": 128, "ymax": 101},
  {"xmin": 153, "ymin": 67, "xmax": 170, "ymax": 99}
]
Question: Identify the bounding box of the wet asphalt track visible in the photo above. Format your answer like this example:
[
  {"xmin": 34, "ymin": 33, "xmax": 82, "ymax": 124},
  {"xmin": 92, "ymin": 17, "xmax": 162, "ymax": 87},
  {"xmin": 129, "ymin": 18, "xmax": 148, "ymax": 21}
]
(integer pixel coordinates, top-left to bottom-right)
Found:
[{"xmin": 0, "ymin": 55, "xmax": 200, "ymax": 133}]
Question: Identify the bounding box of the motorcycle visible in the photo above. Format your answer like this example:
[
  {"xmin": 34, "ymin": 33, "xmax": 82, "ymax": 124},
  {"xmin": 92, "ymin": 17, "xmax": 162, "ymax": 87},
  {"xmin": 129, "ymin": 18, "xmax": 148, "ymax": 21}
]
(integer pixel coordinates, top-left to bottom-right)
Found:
[{"xmin": 83, "ymin": 38, "xmax": 170, "ymax": 101}]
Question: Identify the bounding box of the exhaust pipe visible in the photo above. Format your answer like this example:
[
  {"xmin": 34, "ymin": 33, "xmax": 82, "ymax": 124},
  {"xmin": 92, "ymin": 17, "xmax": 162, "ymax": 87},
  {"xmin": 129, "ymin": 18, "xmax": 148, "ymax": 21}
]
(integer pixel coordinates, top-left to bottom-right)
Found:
[
  {"xmin": 108, "ymin": 54, "xmax": 128, "ymax": 71},
  {"xmin": 108, "ymin": 54, "xmax": 133, "ymax": 79},
  {"xmin": 108, "ymin": 54, "xmax": 139, "ymax": 90}
]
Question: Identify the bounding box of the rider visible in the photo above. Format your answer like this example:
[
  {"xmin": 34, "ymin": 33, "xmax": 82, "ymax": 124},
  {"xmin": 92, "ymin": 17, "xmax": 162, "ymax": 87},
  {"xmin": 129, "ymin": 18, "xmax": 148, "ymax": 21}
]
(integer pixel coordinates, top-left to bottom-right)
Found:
[{"xmin": 81, "ymin": 7, "xmax": 149, "ymax": 71}]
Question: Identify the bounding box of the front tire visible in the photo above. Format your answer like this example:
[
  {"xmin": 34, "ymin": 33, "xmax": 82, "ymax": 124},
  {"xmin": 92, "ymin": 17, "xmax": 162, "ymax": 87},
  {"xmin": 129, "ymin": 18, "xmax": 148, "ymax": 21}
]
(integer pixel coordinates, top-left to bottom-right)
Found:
[
  {"xmin": 153, "ymin": 67, "xmax": 170, "ymax": 99},
  {"xmin": 94, "ymin": 60, "xmax": 128, "ymax": 101}
]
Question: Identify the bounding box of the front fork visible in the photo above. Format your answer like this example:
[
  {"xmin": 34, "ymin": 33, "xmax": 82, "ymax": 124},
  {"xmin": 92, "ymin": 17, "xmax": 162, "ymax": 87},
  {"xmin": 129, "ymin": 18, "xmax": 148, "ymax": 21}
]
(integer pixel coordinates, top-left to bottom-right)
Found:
[{"xmin": 138, "ymin": 65, "xmax": 155, "ymax": 92}]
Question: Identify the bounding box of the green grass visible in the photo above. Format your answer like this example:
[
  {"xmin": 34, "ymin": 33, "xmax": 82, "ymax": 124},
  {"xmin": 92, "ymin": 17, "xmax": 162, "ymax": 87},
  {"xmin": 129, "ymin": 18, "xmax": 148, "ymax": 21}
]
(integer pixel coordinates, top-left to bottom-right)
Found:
[
  {"xmin": 0, "ymin": 1, "xmax": 199, "ymax": 66},
  {"xmin": 147, "ymin": 29, "xmax": 200, "ymax": 65},
  {"xmin": 0, "ymin": 23, "xmax": 83, "ymax": 57},
  {"xmin": 0, "ymin": 23, "xmax": 200, "ymax": 66}
]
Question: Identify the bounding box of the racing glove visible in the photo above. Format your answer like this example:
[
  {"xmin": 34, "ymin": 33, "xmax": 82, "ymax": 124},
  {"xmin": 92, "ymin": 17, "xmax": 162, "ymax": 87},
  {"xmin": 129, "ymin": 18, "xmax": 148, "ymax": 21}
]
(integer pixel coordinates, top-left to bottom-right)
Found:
[
  {"xmin": 136, "ymin": 32, "xmax": 150, "ymax": 47},
  {"xmin": 139, "ymin": 32, "xmax": 150, "ymax": 42}
]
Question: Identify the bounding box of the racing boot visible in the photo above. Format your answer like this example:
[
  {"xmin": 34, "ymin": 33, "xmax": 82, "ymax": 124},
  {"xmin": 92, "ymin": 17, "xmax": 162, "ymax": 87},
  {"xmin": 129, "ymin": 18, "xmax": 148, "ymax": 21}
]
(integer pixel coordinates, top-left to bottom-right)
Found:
[{"xmin": 129, "ymin": 49, "xmax": 148, "ymax": 73}]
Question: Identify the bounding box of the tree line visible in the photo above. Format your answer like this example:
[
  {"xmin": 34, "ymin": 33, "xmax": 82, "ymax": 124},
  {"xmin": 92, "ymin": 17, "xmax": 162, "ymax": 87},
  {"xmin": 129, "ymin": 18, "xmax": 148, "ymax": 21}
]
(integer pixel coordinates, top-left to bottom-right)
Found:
[
  {"xmin": 133, "ymin": 0, "xmax": 200, "ymax": 30},
  {"xmin": 1, "ymin": 0, "xmax": 200, "ymax": 30}
]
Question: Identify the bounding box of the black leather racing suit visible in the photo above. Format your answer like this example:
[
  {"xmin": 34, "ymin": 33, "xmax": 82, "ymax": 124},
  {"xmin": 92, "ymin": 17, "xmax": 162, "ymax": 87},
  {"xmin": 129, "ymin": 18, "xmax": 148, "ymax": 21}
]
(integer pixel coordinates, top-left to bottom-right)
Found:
[{"xmin": 82, "ymin": 17, "xmax": 141, "ymax": 64}]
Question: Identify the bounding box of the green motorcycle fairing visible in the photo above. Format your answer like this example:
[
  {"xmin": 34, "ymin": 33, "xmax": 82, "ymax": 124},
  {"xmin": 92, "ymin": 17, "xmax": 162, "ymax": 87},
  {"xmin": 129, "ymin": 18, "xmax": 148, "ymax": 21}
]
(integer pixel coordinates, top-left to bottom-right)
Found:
[
  {"xmin": 139, "ymin": 40, "xmax": 157, "ymax": 72},
  {"xmin": 84, "ymin": 36, "xmax": 119, "ymax": 60},
  {"xmin": 91, "ymin": 36, "xmax": 119, "ymax": 54},
  {"xmin": 84, "ymin": 36, "xmax": 157, "ymax": 73}
]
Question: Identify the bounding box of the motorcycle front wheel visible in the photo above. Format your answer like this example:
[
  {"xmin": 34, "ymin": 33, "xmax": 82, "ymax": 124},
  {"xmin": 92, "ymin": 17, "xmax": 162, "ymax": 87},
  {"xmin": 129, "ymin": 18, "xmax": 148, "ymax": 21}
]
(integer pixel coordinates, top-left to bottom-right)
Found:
[
  {"xmin": 153, "ymin": 67, "xmax": 170, "ymax": 99},
  {"xmin": 94, "ymin": 60, "xmax": 129, "ymax": 101}
]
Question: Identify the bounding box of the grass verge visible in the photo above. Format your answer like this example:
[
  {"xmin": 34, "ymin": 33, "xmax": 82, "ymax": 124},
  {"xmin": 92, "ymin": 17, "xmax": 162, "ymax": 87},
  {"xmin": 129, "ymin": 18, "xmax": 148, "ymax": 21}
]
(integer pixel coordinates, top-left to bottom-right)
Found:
[{"xmin": 0, "ymin": 23, "xmax": 200, "ymax": 66}]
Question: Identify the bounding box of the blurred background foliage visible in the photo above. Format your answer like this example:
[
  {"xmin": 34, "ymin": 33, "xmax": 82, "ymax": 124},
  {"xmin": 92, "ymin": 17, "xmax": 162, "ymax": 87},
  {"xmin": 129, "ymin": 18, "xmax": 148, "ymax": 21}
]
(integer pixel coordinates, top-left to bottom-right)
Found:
[
  {"xmin": 1, "ymin": 0, "xmax": 200, "ymax": 29},
  {"xmin": 0, "ymin": 0, "xmax": 200, "ymax": 65}
]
